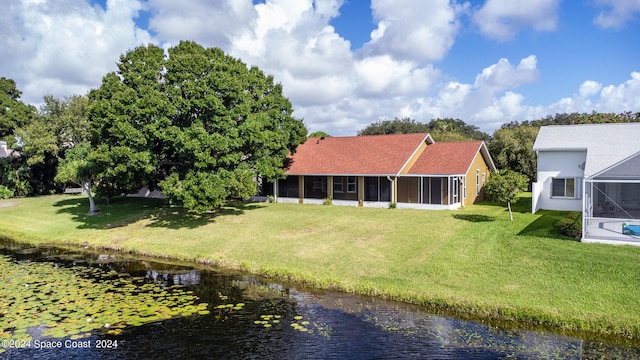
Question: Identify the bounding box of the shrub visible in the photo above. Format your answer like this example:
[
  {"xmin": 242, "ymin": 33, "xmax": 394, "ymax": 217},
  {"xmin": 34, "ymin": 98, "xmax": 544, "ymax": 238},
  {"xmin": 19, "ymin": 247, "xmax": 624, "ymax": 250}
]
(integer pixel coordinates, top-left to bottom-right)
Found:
[
  {"xmin": 558, "ymin": 211, "xmax": 582, "ymax": 238},
  {"xmin": 322, "ymin": 197, "xmax": 332, "ymax": 205},
  {"xmin": 0, "ymin": 185, "xmax": 14, "ymax": 199},
  {"xmin": 266, "ymin": 195, "xmax": 275, "ymax": 203},
  {"xmin": 389, "ymin": 202, "xmax": 397, "ymax": 209}
]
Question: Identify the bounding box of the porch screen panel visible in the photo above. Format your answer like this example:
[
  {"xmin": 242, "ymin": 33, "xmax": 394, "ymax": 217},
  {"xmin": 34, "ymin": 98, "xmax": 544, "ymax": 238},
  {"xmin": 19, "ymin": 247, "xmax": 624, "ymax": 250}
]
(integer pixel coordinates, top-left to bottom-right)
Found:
[
  {"xmin": 421, "ymin": 177, "xmax": 431, "ymax": 204},
  {"xmin": 365, "ymin": 177, "xmax": 379, "ymax": 201},
  {"xmin": 379, "ymin": 178, "xmax": 391, "ymax": 201},
  {"xmin": 621, "ymin": 184, "xmax": 640, "ymax": 210},
  {"xmin": 364, "ymin": 177, "xmax": 391, "ymax": 202},
  {"xmin": 278, "ymin": 176, "xmax": 299, "ymax": 197},
  {"xmin": 430, "ymin": 177, "xmax": 442, "ymax": 204},
  {"xmin": 304, "ymin": 176, "xmax": 327, "ymax": 199},
  {"xmin": 259, "ymin": 180, "xmax": 274, "ymax": 196}
]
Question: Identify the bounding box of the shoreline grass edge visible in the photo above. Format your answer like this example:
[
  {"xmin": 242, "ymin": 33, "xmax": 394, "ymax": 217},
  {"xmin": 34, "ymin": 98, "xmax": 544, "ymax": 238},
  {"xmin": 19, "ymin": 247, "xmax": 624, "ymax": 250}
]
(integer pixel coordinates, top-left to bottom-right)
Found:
[{"xmin": 0, "ymin": 194, "xmax": 639, "ymax": 345}]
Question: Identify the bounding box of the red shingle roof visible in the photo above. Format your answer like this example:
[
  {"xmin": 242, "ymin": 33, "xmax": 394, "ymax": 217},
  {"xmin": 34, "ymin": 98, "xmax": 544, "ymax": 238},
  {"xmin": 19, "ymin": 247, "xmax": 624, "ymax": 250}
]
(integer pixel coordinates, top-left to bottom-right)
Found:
[
  {"xmin": 407, "ymin": 141, "xmax": 484, "ymax": 175},
  {"xmin": 286, "ymin": 133, "xmax": 430, "ymax": 175}
]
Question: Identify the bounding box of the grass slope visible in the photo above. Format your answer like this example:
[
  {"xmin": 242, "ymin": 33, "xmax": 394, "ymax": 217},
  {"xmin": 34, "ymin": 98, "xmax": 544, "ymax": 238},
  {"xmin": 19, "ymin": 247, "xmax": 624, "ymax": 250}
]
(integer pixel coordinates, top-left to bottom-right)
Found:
[{"xmin": 1, "ymin": 194, "xmax": 639, "ymax": 341}]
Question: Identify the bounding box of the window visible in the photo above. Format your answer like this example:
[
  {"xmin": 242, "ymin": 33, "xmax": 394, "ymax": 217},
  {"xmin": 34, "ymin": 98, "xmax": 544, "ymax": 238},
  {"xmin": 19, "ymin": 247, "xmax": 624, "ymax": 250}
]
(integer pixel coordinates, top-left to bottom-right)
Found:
[
  {"xmin": 551, "ymin": 178, "xmax": 575, "ymax": 198},
  {"xmin": 333, "ymin": 177, "xmax": 343, "ymax": 193},
  {"xmin": 313, "ymin": 177, "xmax": 325, "ymax": 191},
  {"xmin": 476, "ymin": 170, "xmax": 480, "ymax": 195},
  {"xmin": 347, "ymin": 176, "xmax": 357, "ymax": 193}
]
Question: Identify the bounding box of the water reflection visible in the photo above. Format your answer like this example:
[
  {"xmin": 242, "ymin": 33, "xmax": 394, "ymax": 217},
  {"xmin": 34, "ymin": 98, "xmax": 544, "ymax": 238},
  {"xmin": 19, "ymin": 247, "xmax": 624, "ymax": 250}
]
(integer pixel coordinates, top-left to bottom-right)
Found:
[
  {"xmin": 1, "ymin": 239, "xmax": 638, "ymax": 359},
  {"xmin": 146, "ymin": 270, "xmax": 202, "ymax": 287}
]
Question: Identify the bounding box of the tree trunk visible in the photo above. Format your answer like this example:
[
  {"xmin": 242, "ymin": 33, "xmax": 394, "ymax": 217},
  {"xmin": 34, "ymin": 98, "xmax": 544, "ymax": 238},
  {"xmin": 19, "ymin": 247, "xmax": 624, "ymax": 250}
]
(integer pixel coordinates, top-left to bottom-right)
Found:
[
  {"xmin": 508, "ymin": 201, "xmax": 513, "ymax": 221},
  {"xmin": 82, "ymin": 181, "xmax": 99, "ymax": 215}
]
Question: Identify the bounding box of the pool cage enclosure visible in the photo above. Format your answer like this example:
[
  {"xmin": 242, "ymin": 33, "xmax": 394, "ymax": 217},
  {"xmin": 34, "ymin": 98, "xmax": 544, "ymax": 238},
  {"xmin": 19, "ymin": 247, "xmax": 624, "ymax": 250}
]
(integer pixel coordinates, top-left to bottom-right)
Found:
[{"xmin": 583, "ymin": 152, "xmax": 640, "ymax": 243}]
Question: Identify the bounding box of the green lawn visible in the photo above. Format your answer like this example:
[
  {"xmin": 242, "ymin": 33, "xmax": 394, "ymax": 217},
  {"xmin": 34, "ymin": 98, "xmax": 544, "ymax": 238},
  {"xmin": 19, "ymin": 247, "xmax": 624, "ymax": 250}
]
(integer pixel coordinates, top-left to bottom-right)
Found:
[{"xmin": 1, "ymin": 194, "xmax": 639, "ymax": 341}]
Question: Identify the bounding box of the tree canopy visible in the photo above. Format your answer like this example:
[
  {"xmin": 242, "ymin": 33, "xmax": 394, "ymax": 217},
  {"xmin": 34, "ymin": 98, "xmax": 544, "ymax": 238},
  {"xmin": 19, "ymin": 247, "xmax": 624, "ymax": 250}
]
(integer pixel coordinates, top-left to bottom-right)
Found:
[
  {"xmin": 487, "ymin": 125, "xmax": 539, "ymax": 184},
  {"xmin": 13, "ymin": 95, "xmax": 92, "ymax": 195},
  {"xmin": 55, "ymin": 142, "xmax": 100, "ymax": 214},
  {"xmin": 0, "ymin": 78, "xmax": 35, "ymax": 196},
  {"xmin": 0, "ymin": 77, "xmax": 35, "ymax": 142},
  {"xmin": 357, "ymin": 117, "xmax": 489, "ymax": 142},
  {"xmin": 521, "ymin": 111, "xmax": 639, "ymax": 127},
  {"xmin": 88, "ymin": 41, "xmax": 307, "ymax": 212},
  {"xmin": 358, "ymin": 117, "xmax": 428, "ymax": 135},
  {"xmin": 484, "ymin": 170, "xmax": 529, "ymax": 221},
  {"xmin": 17, "ymin": 95, "xmax": 90, "ymax": 165},
  {"xmin": 308, "ymin": 131, "xmax": 331, "ymax": 138},
  {"xmin": 425, "ymin": 118, "xmax": 490, "ymax": 142}
]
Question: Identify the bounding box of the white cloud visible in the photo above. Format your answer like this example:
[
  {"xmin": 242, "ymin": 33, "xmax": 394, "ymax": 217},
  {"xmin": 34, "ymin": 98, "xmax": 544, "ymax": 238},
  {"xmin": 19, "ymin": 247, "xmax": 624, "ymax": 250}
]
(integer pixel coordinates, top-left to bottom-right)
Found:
[
  {"xmin": 362, "ymin": 0, "xmax": 465, "ymax": 63},
  {"xmin": 473, "ymin": 0, "xmax": 560, "ymax": 41},
  {"xmin": 474, "ymin": 56, "xmax": 540, "ymax": 94},
  {"xmin": 579, "ymin": 80, "xmax": 603, "ymax": 97},
  {"xmin": 2, "ymin": 0, "xmax": 638, "ymax": 139},
  {"xmin": 593, "ymin": 0, "xmax": 640, "ymax": 29},
  {"xmin": 1, "ymin": 0, "xmax": 153, "ymax": 105},
  {"xmin": 279, "ymin": 73, "xmax": 353, "ymax": 106},
  {"xmin": 597, "ymin": 71, "xmax": 640, "ymax": 109},
  {"xmin": 547, "ymin": 72, "xmax": 640, "ymax": 114},
  {"xmin": 354, "ymin": 56, "xmax": 439, "ymax": 97},
  {"xmin": 146, "ymin": 0, "xmax": 256, "ymax": 48}
]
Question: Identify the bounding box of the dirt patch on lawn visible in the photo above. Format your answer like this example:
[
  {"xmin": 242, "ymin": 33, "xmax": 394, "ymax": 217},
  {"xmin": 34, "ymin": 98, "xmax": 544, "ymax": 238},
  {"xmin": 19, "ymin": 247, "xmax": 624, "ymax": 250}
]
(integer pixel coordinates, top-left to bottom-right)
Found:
[{"xmin": 0, "ymin": 201, "xmax": 16, "ymax": 208}]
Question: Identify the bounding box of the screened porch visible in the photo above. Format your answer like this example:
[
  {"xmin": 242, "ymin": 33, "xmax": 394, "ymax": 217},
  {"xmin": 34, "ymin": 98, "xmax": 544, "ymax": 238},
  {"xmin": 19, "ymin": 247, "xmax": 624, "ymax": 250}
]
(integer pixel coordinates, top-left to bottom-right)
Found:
[
  {"xmin": 396, "ymin": 176, "xmax": 464, "ymax": 210},
  {"xmin": 583, "ymin": 152, "xmax": 640, "ymax": 245}
]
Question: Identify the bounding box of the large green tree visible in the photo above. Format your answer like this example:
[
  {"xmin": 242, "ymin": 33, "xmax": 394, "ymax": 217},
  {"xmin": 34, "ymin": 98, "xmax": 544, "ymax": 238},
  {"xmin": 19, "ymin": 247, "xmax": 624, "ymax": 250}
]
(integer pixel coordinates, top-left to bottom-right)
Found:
[
  {"xmin": 0, "ymin": 77, "xmax": 36, "ymax": 142},
  {"xmin": 488, "ymin": 124, "xmax": 539, "ymax": 184},
  {"xmin": 0, "ymin": 78, "xmax": 35, "ymax": 196},
  {"xmin": 89, "ymin": 41, "xmax": 307, "ymax": 212},
  {"xmin": 15, "ymin": 95, "xmax": 91, "ymax": 194}
]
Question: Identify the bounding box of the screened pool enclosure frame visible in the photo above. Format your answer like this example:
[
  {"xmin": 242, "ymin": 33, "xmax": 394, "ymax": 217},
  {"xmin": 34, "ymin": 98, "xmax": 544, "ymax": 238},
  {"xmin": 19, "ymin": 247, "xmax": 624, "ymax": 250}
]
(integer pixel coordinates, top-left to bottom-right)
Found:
[{"xmin": 583, "ymin": 151, "xmax": 640, "ymax": 244}]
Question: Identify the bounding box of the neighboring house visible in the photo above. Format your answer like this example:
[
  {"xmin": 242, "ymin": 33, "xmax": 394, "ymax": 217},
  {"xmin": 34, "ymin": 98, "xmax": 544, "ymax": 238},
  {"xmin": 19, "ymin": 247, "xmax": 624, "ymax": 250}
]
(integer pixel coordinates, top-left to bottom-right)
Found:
[
  {"xmin": 262, "ymin": 133, "xmax": 496, "ymax": 210},
  {"xmin": 531, "ymin": 123, "xmax": 640, "ymax": 245},
  {"xmin": 0, "ymin": 141, "xmax": 19, "ymax": 158}
]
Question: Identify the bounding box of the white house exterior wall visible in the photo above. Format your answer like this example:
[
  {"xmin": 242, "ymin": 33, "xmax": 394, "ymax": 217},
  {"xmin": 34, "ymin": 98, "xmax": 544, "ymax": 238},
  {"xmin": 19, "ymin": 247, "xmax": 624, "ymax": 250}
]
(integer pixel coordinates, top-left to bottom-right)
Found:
[{"xmin": 533, "ymin": 150, "xmax": 586, "ymax": 212}]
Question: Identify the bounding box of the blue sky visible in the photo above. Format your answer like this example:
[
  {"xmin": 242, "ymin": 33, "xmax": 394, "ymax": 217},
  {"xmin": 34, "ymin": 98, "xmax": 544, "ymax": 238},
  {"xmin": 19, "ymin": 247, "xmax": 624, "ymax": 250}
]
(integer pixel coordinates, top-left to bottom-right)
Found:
[
  {"xmin": 328, "ymin": 0, "xmax": 640, "ymax": 106},
  {"xmin": 2, "ymin": 0, "xmax": 639, "ymax": 136}
]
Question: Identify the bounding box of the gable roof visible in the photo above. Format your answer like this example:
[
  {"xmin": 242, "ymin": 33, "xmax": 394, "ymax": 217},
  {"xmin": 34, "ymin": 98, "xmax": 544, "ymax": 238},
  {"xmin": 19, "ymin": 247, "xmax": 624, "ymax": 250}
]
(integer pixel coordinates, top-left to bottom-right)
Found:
[
  {"xmin": 406, "ymin": 141, "xmax": 495, "ymax": 175},
  {"xmin": 533, "ymin": 123, "xmax": 640, "ymax": 177},
  {"xmin": 285, "ymin": 133, "xmax": 433, "ymax": 175}
]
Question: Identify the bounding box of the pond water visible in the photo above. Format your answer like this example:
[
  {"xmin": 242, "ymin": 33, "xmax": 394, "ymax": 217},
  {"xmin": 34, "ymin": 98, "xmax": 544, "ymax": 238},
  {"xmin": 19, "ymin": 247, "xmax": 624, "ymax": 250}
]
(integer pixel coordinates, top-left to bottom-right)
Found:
[{"xmin": 1, "ymin": 239, "xmax": 639, "ymax": 359}]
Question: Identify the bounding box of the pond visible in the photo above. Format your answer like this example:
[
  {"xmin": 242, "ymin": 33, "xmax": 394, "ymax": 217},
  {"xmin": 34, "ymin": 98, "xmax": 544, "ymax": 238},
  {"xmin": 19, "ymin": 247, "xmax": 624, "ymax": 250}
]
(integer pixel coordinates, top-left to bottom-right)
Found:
[{"xmin": 1, "ymin": 239, "xmax": 638, "ymax": 359}]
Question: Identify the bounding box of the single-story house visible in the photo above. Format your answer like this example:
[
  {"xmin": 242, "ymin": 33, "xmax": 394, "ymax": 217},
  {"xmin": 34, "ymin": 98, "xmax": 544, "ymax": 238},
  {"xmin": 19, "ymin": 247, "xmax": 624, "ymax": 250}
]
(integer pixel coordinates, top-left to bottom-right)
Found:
[
  {"xmin": 531, "ymin": 123, "xmax": 640, "ymax": 245},
  {"xmin": 262, "ymin": 133, "xmax": 496, "ymax": 210}
]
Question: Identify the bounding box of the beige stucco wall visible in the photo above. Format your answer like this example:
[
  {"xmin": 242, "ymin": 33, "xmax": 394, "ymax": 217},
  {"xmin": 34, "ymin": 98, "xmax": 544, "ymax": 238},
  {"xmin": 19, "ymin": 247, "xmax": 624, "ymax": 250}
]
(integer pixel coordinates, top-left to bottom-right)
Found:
[
  {"xmin": 464, "ymin": 152, "xmax": 492, "ymax": 206},
  {"xmin": 398, "ymin": 141, "xmax": 428, "ymax": 175}
]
